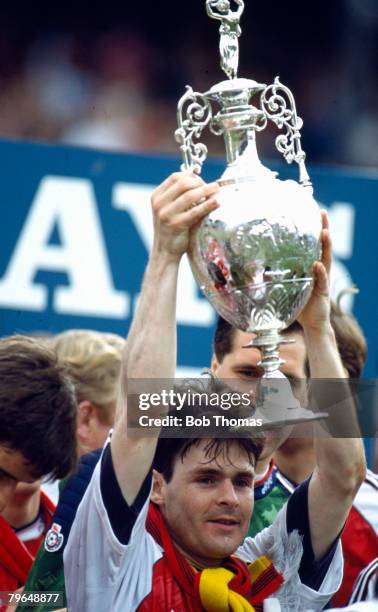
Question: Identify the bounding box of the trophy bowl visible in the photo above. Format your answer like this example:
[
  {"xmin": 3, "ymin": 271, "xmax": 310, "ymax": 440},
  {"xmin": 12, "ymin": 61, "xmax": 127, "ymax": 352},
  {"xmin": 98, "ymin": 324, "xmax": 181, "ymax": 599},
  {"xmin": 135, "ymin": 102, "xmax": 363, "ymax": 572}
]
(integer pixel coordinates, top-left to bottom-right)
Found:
[{"xmin": 188, "ymin": 162, "xmax": 322, "ymax": 335}]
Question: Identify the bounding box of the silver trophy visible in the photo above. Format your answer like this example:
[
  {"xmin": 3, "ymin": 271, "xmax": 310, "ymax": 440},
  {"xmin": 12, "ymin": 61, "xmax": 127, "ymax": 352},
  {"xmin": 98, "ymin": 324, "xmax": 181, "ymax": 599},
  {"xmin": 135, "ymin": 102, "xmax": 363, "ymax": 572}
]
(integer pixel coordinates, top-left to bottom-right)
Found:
[{"xmin": 175, "ymin": 0, "xmax": 322, "ymax": 386}]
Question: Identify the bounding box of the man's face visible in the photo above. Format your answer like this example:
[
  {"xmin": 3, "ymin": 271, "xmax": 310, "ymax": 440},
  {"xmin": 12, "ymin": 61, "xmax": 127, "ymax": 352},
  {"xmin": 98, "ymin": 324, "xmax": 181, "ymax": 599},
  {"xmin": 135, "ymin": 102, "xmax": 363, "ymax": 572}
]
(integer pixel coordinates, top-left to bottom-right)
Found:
[
  {"xmin": 152, "ymin": 440, "xmax": 255, "ymax": 568},
  {"xmin": 0, "ymin": 446, "xmax": 37, "ymax": 512},
  {"xmin": 212, "ymin": 329, "xmax": 307, "ymax": 382},
  {"xmin": 211, "ymin": 329, "xmax": 307, "ymax": 463}
]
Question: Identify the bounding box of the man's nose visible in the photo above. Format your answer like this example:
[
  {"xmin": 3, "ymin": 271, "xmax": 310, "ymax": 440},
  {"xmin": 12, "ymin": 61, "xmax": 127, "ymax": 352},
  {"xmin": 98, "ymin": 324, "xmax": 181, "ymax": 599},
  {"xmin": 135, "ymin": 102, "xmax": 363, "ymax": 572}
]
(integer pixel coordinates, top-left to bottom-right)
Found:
[
  {"xmin": 0, "ymin": 480, "xmax": 17, "ymax": 512},
  {"xmin": 218, "ymin": 480, "xmax": 239, "ymax": 506}
]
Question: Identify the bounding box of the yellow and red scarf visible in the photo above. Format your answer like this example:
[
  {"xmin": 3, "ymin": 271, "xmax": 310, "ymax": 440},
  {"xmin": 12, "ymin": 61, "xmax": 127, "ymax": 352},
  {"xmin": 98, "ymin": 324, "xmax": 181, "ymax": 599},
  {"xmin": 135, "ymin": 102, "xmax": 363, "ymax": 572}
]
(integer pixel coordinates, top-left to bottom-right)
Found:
[{"xmin": 146, "ymin": 503, "xmax": 284, "ymax": 612}]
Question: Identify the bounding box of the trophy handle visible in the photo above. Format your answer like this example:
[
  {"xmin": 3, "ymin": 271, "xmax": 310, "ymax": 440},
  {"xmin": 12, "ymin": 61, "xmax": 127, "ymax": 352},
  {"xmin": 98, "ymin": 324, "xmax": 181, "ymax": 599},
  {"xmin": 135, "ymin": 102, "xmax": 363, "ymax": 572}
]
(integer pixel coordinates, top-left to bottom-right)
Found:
[
  {"xmin": 175, "ymin": 86, "xmax": 213, "ymax": 174},
  {"xmin": 260, "ymin": 77, "xmax": 312, "ymax": 189}
]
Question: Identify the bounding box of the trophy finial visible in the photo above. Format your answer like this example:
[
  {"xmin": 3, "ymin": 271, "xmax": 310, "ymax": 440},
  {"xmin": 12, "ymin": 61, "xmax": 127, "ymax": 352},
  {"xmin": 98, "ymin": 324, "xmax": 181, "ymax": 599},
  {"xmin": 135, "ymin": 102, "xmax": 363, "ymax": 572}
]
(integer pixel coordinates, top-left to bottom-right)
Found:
[{"xmin": 206, "ymin": 0, "xmax": 245, "ymax": 80}]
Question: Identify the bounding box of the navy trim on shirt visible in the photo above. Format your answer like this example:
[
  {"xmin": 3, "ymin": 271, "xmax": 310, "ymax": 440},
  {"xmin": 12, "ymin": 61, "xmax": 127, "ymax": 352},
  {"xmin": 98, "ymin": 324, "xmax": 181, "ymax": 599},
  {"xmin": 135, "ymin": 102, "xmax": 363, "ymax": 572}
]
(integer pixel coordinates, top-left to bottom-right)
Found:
[
  {"xmin": 45, "ymin": 447, "xmax": 102, "ymax": 550},
  {"xmin": 100, "ymin": 443, "xmax": 152, "ymax": 544},
  {"xmin": 286, "ymin": 478, "xmax": 339, "ymax": 591}
]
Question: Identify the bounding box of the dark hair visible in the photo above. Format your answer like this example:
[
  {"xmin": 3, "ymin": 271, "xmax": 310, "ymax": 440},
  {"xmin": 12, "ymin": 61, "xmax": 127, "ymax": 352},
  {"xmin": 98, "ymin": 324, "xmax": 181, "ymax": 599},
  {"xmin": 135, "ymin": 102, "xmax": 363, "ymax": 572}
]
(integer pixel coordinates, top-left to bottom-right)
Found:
[
  {"xmin": 330, "ymin": 301, "xmax": 367, "ymax": 379},
  {"xmin": 153, "ymin": 437, "xmax": 263, "ymax": 483},
  {"xmin": 213, "ymin": 316, "xmax": 236, "ymax": 364},
  {"xmin": 0, "ymin": 335, "xmax": 78, "ymax": 480},
  {"xmin": 213, "ymin": 315, "xmax": 306, "ymax": 368},
  {"xmin": 152, "ymin": 376, "xmax": 264, "ymax": 482}
]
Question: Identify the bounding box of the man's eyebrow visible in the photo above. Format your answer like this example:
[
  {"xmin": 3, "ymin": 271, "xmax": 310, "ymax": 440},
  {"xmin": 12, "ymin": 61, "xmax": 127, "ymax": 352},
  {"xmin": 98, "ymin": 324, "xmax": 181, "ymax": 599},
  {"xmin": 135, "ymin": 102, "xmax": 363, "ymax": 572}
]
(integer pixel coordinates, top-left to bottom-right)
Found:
[
  {"xmin": 231, "ymin": 363, "xmax": 263, "ymax": 374},
  {"xmin": 189, "ymin": 466, "xmax": 255, "ymax": 478},
  {"xmin": 232, "ymin": 362, "xmax": 262, "ymax": 369},
  {"xmin": 234, "ymin": 470, "xmax": 255, "ymax": 480},
  {"xmin": 0, "ymin": 467, "xmax": 17, "ymax": 481},
  {"xmin": 188, "ymin": 467, "xmax": 222, "ymax": 476}
]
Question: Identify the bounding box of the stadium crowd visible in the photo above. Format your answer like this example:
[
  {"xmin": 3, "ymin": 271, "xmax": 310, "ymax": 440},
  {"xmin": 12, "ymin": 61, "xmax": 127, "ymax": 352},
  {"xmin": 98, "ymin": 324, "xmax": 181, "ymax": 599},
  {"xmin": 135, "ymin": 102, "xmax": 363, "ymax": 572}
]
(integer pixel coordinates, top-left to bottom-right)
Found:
[{"xmin": 0, "ymin": 0, "xmax": 376, "ymax": 166}]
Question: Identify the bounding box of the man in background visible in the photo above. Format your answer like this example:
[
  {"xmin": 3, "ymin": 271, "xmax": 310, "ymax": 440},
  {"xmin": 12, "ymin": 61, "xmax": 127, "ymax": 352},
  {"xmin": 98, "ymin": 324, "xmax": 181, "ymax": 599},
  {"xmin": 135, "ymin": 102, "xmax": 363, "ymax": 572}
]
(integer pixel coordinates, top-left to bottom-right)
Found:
[
  {"xmin": 0, "ymin": 335, "xmax": 77, "ymax": 600},
  {"xmin": 51, "ymin": 329, "xmax": 125, "ymax": 456}
]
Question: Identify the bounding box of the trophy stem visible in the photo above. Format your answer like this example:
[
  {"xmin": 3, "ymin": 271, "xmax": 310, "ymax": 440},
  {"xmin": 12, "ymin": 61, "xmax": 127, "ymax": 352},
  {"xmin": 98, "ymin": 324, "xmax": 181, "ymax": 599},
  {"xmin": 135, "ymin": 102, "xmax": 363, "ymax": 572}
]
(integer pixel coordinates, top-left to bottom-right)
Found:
[
  {"xmin": 243, "ymin": 329, "xmax": 295, "ymax": 378},
  {"xmin": 244, "ymin": 330, "xmax": 328, "ymax": 425}
]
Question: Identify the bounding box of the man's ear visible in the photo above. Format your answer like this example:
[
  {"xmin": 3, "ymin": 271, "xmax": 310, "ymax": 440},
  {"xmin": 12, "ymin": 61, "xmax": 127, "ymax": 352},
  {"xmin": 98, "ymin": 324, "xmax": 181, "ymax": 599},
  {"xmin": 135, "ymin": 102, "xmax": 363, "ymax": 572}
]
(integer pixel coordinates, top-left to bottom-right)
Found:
[
  {"xmin": 210, "ymin": 353, "xmax": 219, "ymax": 373},
  {"xmin": 76, "ymin": 401, "xmax": 97, "ymax": 445},
  {"xmin": 151, "ymin": 469, "xmax": 166, "ymax": 505}
]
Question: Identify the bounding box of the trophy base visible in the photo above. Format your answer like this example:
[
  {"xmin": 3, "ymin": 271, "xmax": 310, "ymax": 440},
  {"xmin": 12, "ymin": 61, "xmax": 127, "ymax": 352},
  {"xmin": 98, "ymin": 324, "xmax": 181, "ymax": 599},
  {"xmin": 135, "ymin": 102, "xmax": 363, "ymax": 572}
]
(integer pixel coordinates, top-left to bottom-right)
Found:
[
  {"xmin": 230, "ymin": 406, "xmax": 328, "ymax": 435},
  {"xmin": 255, "ymin": 406, "xmax": 328, "ymax": 429}
]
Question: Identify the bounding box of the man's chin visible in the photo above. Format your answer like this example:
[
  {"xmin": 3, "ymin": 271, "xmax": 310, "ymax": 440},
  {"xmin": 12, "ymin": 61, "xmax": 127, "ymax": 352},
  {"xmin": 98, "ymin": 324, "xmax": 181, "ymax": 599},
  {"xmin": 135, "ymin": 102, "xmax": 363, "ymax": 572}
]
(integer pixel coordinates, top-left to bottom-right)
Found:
[{"xmin": 202, "ymin": 535, "xmax": 242, "ymax": 559}]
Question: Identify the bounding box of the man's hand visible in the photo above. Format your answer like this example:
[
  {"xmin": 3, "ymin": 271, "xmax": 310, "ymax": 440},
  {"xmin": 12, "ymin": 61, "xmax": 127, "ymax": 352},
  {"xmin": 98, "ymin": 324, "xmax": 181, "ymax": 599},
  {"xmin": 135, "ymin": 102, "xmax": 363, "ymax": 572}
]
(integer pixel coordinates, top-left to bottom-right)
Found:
[
  {"xmin": 151, "ymin": 172, "xmax": 219, "ymax": 260},
  {"xmin": 298, "ymin": 210, "xmax": 331, "ymax": 334}
]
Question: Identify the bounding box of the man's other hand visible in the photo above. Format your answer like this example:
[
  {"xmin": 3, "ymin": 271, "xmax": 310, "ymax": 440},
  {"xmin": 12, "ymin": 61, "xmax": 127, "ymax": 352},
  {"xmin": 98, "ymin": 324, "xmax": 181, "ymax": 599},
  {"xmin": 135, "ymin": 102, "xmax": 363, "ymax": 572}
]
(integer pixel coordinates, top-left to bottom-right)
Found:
[{"xmin": 298, "ymin": 209, "xmax": 332, "ymax": 334}]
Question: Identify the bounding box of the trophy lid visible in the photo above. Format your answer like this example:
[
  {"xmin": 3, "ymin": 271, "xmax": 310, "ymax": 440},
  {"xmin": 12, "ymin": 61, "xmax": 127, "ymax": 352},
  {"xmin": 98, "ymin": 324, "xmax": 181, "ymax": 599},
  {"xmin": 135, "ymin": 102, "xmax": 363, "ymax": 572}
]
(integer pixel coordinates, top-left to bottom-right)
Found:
[{"xmin": 207, "ymin": 78, "xmax": 266, "ymax": 97}]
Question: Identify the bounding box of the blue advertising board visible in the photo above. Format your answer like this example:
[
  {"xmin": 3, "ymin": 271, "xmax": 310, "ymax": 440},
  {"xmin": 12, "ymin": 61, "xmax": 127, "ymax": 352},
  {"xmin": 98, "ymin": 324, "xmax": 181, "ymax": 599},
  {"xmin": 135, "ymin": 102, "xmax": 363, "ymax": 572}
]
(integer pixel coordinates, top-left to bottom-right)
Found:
[{"xmin": 0, "ymin": 138, "xmax": 377, "ymax": 380}]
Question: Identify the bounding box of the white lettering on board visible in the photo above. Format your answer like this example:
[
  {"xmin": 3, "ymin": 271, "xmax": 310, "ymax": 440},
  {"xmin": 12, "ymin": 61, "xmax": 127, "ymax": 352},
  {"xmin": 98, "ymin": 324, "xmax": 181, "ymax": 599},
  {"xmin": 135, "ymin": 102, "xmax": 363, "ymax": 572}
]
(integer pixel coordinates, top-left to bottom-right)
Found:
[
  {"xmin": 0, "ymin": 176, "xmax": 129, "ymax": 318},
  {"xmin": 112, "ymin": 182, "xmax": 215, "ymax": 326}
]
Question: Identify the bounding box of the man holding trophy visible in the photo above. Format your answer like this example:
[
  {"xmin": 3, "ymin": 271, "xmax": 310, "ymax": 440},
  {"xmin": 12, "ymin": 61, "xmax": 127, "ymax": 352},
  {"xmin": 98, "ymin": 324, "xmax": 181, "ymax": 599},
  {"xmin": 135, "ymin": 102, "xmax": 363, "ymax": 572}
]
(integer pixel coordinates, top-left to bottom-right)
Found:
[
  {"xmin": 64, "ymin": 3, "xmax": 366, "ymax": 610},
  {"xmin": 65, "ymin": 170, "xmax": 365, "ymax": 612}
]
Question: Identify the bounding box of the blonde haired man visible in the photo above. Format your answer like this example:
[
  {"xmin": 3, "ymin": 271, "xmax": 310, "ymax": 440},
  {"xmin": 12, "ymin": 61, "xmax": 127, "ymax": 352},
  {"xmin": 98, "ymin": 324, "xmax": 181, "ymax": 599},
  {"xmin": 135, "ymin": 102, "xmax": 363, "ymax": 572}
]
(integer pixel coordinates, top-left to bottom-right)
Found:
[{"xmin": 51, "ymin": 329, "xmax": 125, "ymax": 454}]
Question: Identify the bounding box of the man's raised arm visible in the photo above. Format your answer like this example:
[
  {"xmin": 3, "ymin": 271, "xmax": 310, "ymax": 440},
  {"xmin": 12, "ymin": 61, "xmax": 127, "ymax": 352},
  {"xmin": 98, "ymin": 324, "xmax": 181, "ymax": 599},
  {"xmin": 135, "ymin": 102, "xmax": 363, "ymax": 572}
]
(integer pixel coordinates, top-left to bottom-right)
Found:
[
  {"xmin": 110, "ymin": 172, "xmax": 219, "ymax": 505},
  {"xmin": 298, "ymin": 211, "xmax": 366, "ymax": 560}
]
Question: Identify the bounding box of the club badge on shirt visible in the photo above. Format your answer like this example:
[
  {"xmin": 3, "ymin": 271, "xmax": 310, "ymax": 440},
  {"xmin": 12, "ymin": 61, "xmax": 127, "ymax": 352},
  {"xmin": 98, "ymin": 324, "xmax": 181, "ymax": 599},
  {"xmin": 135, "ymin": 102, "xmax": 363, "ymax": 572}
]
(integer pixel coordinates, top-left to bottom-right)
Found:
[{"xmin": 44, "ymin": 522, "xmax": 64, "ymax": 552}]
